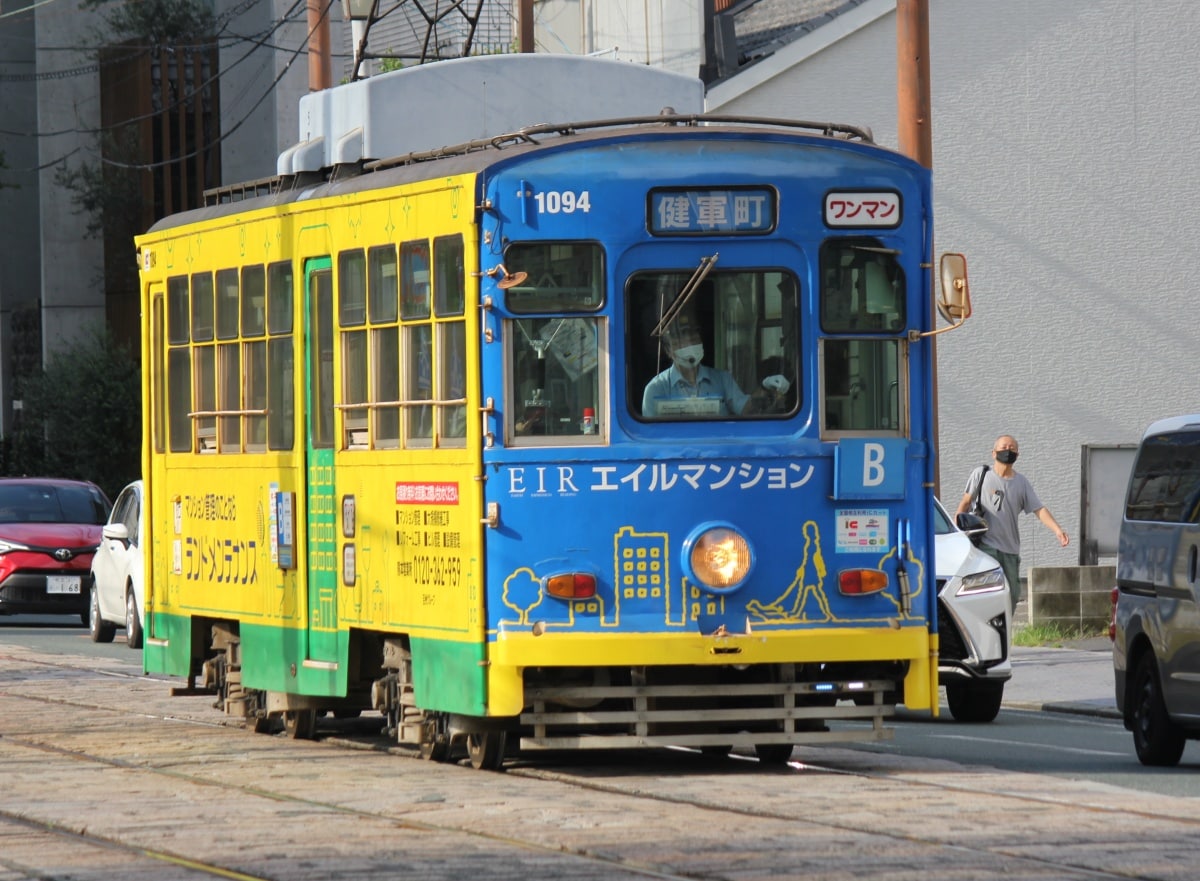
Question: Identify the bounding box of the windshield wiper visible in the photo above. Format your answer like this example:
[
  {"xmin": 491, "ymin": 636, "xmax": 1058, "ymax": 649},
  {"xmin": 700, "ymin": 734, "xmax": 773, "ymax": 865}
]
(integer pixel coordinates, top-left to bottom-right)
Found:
[{"xmin": 650, "ymin": 253, "xmax": 718, "ymax": 338}]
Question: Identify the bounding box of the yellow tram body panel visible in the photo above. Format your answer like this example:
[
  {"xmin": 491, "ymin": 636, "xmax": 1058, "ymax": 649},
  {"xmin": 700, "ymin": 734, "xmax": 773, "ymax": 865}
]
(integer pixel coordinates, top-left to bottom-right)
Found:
[
  {"xmin": 138, "ymin": 172, "xmax": 488, "ymax": 690},
  {"xmin": 485, "ymin": 627, "xmax": 937, "ymax": 717}
]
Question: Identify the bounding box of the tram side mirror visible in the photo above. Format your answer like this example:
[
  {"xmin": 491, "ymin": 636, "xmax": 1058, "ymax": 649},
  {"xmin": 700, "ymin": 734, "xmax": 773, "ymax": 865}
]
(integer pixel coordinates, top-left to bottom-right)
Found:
[
  {"xmin": 938, "ymin": 253, "xmax": 971, "ymax": 322},
  {"xmin": 916, "ymin": 252, "xmax": 972, "ymax": 338}
]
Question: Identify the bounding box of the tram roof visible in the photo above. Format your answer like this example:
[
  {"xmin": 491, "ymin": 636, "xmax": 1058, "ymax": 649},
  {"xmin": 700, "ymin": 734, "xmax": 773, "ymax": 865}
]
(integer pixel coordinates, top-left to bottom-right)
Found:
[
  {"xmin": 143, "ymin": 56, "xmax": 901, "ymax": 236},
  {"xmin": 147, "ymin": 113, "xmax": 882, "ymax": 236}
]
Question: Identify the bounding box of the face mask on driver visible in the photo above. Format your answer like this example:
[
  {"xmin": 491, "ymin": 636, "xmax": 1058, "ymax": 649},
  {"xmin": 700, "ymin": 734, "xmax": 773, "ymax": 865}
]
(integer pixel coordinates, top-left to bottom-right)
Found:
[
  {"xmin": 995, "ymin": 449, "xmax": 1018, "ymax": 465},
  {"xmin": 673, "ymin": 344, "xmax": 704, "ymax": 369}
]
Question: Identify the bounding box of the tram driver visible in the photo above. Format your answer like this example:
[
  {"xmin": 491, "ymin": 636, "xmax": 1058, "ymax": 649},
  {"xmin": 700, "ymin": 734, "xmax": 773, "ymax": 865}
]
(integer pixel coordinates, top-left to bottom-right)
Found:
[{"xmin": 642, "ymin": 312, "xmax": 789, "ymax": 418}]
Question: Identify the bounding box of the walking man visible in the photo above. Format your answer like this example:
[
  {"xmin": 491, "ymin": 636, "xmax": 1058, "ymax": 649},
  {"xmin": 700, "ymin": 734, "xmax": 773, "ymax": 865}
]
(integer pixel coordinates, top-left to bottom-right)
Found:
[{"xmin": 955, "ymin": 435, "xmax": 1069, "ymax": 609}]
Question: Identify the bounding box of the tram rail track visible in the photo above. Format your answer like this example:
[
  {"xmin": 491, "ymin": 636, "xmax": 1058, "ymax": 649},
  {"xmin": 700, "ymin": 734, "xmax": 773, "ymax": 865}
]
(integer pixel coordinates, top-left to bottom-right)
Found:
[{"xmin": 1, "ymin": 646, "xmax": 1197, "ymax": 880}]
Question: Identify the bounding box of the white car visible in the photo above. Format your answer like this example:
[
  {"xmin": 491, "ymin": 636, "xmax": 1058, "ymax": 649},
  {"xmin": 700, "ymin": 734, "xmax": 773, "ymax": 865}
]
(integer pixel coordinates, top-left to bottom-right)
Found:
[
  {"xmin": 88, "ymin": 480, "xmax": 145, "ymax": 649},
  {"xmin": 934, "ymin": 497, "xmax": 1012, "ymax": 722}
]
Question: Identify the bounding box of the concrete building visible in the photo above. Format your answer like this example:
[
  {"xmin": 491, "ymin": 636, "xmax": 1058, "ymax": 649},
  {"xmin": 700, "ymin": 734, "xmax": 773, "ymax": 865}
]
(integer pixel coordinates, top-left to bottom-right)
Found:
[{"xmin": 0, "ymin": 0, "xmax": 341, "ymax": 437}]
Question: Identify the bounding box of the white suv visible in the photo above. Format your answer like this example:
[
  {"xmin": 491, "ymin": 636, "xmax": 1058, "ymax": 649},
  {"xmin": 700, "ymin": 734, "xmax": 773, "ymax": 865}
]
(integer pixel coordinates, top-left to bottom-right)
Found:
[{"xmin": 934, "ymin": 497, "xmax": 1012, "ymax": 721}]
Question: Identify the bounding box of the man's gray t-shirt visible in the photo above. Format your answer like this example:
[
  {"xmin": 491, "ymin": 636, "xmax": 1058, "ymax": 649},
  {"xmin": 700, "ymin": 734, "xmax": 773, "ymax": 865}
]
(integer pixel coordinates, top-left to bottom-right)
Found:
[{"xmin": 964, "ymin": 467, "xmax": 1043, "ymax": 556}]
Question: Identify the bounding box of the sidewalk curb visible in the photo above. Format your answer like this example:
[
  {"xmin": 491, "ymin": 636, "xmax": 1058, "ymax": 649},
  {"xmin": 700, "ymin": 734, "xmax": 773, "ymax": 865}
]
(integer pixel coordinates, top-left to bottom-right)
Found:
[{"xmin": 1004, "ymin": 699, "xmax": 1122, "ymax": 721}]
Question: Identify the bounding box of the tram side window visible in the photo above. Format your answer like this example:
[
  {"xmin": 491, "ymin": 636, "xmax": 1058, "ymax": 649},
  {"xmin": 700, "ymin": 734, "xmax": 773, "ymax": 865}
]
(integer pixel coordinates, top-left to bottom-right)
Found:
[
  {"xmin": 402, "ymin": 241, "xmax": 433, "ymax": 443},
  {"xmin": 242, "ymin": 266, "xmax": 267, "ymax": 450},
  {"xmin": 820, "ymin": 239, "xmax": 906, "ymax": 435},
  {"xmin": 216, "ymin": 269, "xmax": 240, "ymax": 451},
  {"xmin": 164, "ymin": 264, "xmax": 296, "ymax": 454},
  {"xmin": 166, "ymin": 275, "xmax": 191, "ymax": 452},
  {"xmin": 191, "ymin": 272, "xmax": 217, "ymax": 450},
  {"xmin": 338, "ymin": 250, "xmax": 370, "ymax": 448},
  {"xmin": 630, "ymin": 269, "xmax": 799, "ymax": 421},
  {"xmin": 434, "ymin": 235, "xmax": 467, "ymax": 444},
  {"xmin": 267, "ymin": 260, "xmax": 295, "ymax": 451},
  {"xmin": 504, "ymin": 242, "xmax": 604, "ymax": 313},
  {"xmin": 152, "ymin": 296, "xmax": 165, "ymax": 454},
  {"xmin": 368, "ymin": 245, "xmax": 400, "ymax": 447},
  {"xmin": 820, "ymin": 238, "xmax": 905, "ymax": 333},
  {"xmin": 335, "ymin": 236, "xmax": 466, "ymax": 451},
  {"xmin": 508, "ymin": 317, "xmax": 603, "ymax": 443}
]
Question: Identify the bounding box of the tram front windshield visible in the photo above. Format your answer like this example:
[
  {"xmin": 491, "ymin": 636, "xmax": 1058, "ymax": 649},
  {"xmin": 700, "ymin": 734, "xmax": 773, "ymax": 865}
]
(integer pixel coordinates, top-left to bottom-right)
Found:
[{"xmin": 629, "ymin": 270, "xmax": 799, "ymax": 421}]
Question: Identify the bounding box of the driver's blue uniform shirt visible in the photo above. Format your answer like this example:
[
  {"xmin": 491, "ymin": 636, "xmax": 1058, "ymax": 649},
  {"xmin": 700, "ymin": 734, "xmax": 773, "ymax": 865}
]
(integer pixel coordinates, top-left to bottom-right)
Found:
[{"xmin": 642, "ymin": 364, "xmax": 749, "ymax": 416}]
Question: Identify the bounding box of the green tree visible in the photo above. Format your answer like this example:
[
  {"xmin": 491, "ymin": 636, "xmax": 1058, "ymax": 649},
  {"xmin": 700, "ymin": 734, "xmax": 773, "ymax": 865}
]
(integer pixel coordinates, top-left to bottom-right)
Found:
[
  {"xmin": 80, "ymin": 0, "xmax": 214, "ymax": 45},
  {"xmin": 4, "ymin": 334, "xmax": 140, "ymax": 502}
]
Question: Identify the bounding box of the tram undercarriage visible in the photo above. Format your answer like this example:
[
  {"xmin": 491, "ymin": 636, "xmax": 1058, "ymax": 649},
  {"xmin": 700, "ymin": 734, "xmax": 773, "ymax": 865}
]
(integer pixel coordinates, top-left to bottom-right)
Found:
[{"xmin": 196, "ymin": 626, "xmax": 904, "ymax": 770}]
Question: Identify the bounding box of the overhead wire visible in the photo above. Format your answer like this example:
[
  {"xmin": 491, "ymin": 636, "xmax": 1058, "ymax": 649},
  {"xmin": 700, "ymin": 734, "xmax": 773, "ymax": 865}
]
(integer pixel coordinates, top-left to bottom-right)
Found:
[
  {"xmin": 0, "ymin": 0, "xmax": 331, "ymax": 174},
  {"xmin": 98, "ymin": 0, "xmax": 335, "ymax": 171}
]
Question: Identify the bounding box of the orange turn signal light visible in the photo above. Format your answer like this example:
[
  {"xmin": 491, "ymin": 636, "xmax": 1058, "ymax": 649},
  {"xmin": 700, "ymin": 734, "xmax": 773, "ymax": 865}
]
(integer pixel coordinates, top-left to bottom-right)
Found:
[
  {"xmin": 544, "ymin": 572, "xmax": 597, "ymax": 600},
  {"xmin": 838, "ymin": 569, "xmax": 888, "ymax": 596}
]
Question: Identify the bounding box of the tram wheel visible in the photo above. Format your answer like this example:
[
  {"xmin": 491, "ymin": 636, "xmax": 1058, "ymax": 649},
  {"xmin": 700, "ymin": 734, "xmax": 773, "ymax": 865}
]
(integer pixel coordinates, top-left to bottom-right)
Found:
[
  {"xmin": 283, "ymin": 709, "xmax": 317, "ymax": 740},
  {"xmin": 419, "ymin": 712, "xmax": 452, "ymax": 762},
  {"xmin": 466, "ymin": 731, "xmax": 507, "ymax": 771},
  {"xmin": 754, "ymin": 743, "xmax": 796, "ymax": 765}
]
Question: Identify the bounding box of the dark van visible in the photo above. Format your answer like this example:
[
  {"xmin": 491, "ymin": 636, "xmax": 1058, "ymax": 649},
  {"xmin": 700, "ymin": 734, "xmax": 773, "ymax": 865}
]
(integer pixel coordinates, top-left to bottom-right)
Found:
[{"xmin": 1114, "ymin": 415, "xmax": 1200, "ymax": 765}]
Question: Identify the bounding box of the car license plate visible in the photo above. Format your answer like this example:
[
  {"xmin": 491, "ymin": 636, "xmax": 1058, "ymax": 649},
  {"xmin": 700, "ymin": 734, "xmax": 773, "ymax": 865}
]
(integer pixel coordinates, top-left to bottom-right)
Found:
[{"xmin": 46, "ymin": 575, "xmax": 81, "ymax": 595}]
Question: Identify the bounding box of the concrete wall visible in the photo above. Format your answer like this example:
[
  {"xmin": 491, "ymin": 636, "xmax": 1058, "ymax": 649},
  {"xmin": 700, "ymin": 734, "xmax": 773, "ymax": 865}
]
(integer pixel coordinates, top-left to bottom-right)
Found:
[
  {"xmin": 709, "ymin": 0, "xmax": 1200, "ymax": 581},
  {"xmin": 537, "ymin": 0, "xmax": 702, "ymax": 74},
  {"xmin": 219, "ymin": 0, "xmax": 316, "ymax": 186},
  {"xmin": 0, "ymin": 0, "xmax": 40, "ymax": 436},
  {"xmin": 32, "ymin": 4, "xmax": 104, "ymax": 358},
  {"xmin": 1026, "ymin": 566, "xmax": 1115, "ymax": 633}
]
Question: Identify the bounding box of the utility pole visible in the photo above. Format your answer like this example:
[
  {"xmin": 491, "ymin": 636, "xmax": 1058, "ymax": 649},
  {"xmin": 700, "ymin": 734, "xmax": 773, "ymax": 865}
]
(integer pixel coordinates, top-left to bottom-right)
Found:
[
  {"xmin": 896, "ymin": 0, "xmax": 932, "ymax": 167},
  {"xmin": 519, "ymin": 0, "xmax": 535, "ymax": 53},
  {"xmin": 308, "ymin": 0, "xmax": 332, "ymax": 92},
  {"xmin": 895, "ymin": 0, "xmax": 939, "ymax": 494}
]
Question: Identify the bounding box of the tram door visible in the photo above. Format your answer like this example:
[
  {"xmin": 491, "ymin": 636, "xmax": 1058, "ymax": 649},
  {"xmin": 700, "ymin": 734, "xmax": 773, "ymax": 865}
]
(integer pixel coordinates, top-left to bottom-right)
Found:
[{"xmin": 302, "ymin": 257, "xmax": 340, "ymax": 663}]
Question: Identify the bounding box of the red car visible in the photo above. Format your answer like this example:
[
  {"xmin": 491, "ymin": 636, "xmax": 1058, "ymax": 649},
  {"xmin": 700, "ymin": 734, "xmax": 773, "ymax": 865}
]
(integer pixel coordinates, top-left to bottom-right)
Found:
[{"xmin": 0, "ymin": 478, "xmax": 112, "ymax": 624}]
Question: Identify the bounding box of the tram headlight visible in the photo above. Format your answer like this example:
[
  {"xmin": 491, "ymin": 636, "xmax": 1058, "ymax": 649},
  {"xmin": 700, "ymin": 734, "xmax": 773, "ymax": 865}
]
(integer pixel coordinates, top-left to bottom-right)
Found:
[{"xmin": 684, "ymin": 524, "xmax": 754, "ymax": 592}]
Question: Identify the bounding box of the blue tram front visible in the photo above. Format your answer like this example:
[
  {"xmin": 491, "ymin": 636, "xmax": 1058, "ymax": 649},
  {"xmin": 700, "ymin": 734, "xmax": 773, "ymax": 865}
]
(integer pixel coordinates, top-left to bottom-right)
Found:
[
  {"xmin": 473, "ymin": 121, "xmax": 940, "ymax": 759},
  {"xmin": 136, "ymin": 56, "xmax": 965, "ymax": 769}
]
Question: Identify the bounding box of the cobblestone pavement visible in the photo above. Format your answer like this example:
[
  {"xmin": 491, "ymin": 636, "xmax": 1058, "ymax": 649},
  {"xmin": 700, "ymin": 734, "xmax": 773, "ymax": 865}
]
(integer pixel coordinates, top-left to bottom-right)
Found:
[{"xmin": 3, "ymin": 641, "xmax": 1199, "ymax": 880}]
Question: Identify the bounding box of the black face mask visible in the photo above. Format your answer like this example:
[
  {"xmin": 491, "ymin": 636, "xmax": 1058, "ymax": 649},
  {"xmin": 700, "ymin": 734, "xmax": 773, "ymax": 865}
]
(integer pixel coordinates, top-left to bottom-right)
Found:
[{"xmin": 995, "ymin": 449, "xmax": 1018, "ymax": 465}]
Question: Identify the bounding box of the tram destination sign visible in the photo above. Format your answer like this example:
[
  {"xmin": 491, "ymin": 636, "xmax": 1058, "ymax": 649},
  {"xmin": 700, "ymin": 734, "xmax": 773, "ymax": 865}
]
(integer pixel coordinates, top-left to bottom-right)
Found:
[{"xmin": 649, "ymin": 187, "xmax": 775, "ymax": 235}]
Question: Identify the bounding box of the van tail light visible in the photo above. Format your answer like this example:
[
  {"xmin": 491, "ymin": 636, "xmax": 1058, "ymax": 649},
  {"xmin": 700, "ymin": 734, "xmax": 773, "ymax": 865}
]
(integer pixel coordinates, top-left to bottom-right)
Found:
[
  {"xmin": 1109, "ymin": 586, "xmax": 1119, "ymax": 641},
  {"xmin": 544, "ymin": 572, "xmax": 597, "ymax": 600},
  {"xmin": 839, "ymin": 570, "xmax": 888, "ymax": 596}
]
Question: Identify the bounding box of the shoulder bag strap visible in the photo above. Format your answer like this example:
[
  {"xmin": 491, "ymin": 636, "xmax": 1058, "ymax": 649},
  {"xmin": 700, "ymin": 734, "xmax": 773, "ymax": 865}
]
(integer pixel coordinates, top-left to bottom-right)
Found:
[{"xmin": 971, "ymin": 464, "xmax": 990, "ymax": 507}]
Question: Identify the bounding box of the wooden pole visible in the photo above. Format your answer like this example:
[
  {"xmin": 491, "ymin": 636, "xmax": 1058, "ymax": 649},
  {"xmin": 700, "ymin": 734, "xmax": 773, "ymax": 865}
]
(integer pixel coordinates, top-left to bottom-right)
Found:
[
  {"xmin": 896, "ymin": 0, "xmax": 939, "ymax": 495},
  {"xmin": 308, "ymin": 0, "xmax": 332, "ymax": 91},
  {"xmin": 896, "ymin": 0, "xmax": 932, "ymax": 168},
  {"xmin": 519, "ymin": 0, "xmax": 535, "ymax": 53}
]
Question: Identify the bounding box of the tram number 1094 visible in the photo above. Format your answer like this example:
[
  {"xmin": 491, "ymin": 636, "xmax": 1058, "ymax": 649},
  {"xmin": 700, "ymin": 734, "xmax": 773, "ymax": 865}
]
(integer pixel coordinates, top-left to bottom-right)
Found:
[{"xmin": 533, "ymin": 190, "xmax": 591, "ymax": 215}]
